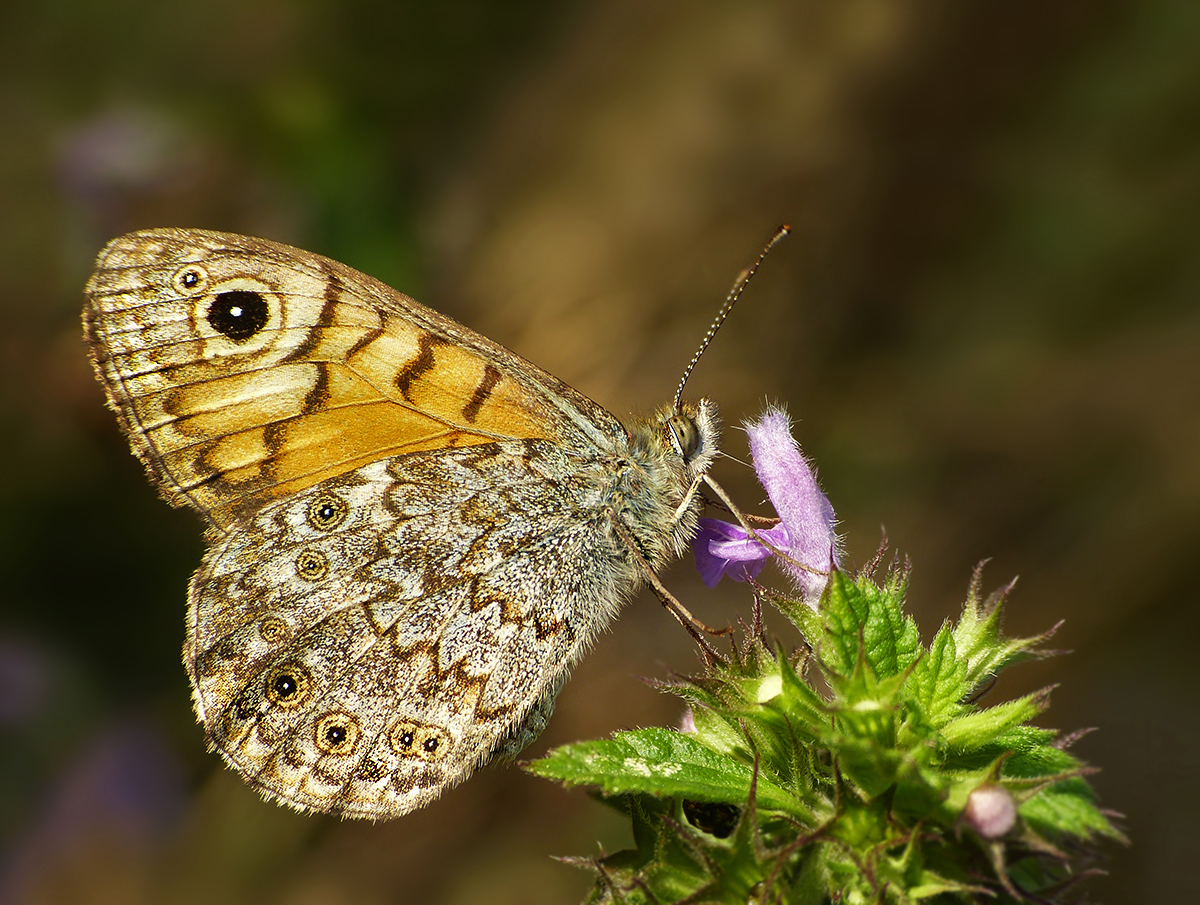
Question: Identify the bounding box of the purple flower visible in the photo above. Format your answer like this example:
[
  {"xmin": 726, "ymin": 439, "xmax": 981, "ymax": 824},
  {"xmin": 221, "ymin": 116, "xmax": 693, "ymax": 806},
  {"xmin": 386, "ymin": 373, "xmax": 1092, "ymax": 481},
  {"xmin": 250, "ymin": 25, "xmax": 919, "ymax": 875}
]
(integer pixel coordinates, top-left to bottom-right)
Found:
[
  {"xmin": 693, "ymin": 407, "xmax": 839, "ymax": 608},
  {"xmin": 692, "ymin": 517, "xmax": 792, "ymax": 587}
]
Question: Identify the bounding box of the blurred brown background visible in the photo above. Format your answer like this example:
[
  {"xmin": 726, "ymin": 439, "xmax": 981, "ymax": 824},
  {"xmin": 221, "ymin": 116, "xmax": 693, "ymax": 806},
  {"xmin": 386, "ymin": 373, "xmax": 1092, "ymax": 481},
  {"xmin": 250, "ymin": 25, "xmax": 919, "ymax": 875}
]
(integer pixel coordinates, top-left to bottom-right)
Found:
[{"xmin": 1, "ymin": 1, "xmax": 1195, "ymax": 902}]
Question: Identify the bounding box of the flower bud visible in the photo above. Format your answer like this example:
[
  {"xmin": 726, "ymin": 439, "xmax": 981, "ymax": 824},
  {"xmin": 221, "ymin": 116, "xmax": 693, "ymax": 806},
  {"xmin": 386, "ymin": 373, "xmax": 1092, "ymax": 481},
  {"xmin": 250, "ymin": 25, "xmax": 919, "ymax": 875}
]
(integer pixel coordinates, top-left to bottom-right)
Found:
[
  {"xmin": 964, "ymin": 783, "xmax": 1016, "ymax": 838},
  {"xmin": 678, "ymin": 708, "xmax": 696, "ymax": 733}
]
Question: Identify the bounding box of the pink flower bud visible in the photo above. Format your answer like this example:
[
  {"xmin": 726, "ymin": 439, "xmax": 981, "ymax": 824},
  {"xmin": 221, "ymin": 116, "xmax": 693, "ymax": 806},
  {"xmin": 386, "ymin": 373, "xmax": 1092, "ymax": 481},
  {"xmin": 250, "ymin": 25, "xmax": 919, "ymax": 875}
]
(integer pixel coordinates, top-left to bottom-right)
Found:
[
  {"xmin": 964, "ymin": 784, "xmax": 1016, "ymax": 838},
  {"xmin": 678, "ymin": 708, "xmax": 696, "ymax": 733}
]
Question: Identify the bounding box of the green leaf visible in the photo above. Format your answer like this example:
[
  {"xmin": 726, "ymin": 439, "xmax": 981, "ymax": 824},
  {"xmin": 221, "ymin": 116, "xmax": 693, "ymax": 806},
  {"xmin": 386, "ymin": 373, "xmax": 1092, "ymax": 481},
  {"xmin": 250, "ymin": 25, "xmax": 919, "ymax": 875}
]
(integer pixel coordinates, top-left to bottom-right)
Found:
[
  {"xmin": 526, "ymin": 728, "xmax": 803, "ymax": 816},
  {"xmin": 940, "ymin": 689, "xmax": 1051, "ymax": 752},
  {"xmin": 951, "ymin": 579, "xmax": 1057, "ymax": 692},
  {"xmin": 775, "ymin": 644, "xmax": 831, "ymax": 734},
  {"xmin": 907, "ymin": 623, "xmax": 970, "ymax": 729},
  {"xmin": 676, "ymin": 801, "xmax": 773, "ymax": 904},
  {"xmin": 995, "ymin": 740, "xmax": 1076, "ymax": 784},
  {"xmin": 687, "ymin": 705, "xmax": 750, "ymax": 759},
  {"xmin": 538, "ymin": 561, "xmax": 1118, "ymax": 904},
  {"xmin": 834, "ymin": 734, "xmax": 910, "ymax": 799},
  {"xmin": 821, "ymin": 570, "xmax": 921, "ymax": 681},
  {"xmin": 1021, "ymin": 778, "xmax": 1127, "ymax": 842},
  {"xmin": 579, "ymin": 797, "xmax": 712, "ymax": 904}
]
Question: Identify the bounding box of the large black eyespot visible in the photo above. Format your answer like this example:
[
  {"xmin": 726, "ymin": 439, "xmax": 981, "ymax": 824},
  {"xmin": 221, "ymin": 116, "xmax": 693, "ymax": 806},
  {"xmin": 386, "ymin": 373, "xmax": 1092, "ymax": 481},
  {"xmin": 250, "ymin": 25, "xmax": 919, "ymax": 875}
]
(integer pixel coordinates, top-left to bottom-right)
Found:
[
  {"xmin": 272, "ymin": 674, "xmax": 298, "ymax": 698},
  {"xmin": 306, "ymin": 494, "xmax": 348, "ymax": 531},
  {"xmin": 207, "ymin": 290, "xmax": 269, "ymax": 341}
]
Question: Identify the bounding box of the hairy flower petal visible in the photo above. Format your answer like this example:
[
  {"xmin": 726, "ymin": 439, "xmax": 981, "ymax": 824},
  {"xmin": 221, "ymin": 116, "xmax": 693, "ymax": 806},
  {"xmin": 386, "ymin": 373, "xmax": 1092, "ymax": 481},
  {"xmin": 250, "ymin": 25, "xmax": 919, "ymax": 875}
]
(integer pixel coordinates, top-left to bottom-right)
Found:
[
  {"xmin": 746, "ymin": 407, "xmax": 839, "ymax": 605},
  {"xmin": 691, "ymin": 407, "xmax": 839, "ymax": 608}
]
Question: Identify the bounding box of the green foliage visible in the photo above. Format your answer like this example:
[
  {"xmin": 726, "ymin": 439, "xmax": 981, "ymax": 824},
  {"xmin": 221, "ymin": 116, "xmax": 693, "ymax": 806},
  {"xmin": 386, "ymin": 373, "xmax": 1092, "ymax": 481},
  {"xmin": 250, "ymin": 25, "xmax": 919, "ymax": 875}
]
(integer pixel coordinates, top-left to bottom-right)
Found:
[{"xmin": 527, "ymin": 563, "xmax": 1123, "ymax": 904}]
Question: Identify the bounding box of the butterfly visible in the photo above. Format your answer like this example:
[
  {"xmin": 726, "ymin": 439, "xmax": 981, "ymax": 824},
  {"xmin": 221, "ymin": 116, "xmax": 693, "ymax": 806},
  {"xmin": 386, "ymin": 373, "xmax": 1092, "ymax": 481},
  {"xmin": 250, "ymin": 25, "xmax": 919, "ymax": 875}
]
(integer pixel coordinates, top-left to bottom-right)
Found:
[{"xmin": 82, "ymin": 228, "xmax": 720, "ymax": 818}]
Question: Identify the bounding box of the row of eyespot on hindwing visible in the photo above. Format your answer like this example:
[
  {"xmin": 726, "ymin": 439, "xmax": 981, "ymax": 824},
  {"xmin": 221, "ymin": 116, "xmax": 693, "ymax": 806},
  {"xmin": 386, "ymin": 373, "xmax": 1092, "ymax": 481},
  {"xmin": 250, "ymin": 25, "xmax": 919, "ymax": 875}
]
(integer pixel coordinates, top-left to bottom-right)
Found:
[{"xmin": 225, "ymin": 659, "xmax": 452, "ymax": 764}]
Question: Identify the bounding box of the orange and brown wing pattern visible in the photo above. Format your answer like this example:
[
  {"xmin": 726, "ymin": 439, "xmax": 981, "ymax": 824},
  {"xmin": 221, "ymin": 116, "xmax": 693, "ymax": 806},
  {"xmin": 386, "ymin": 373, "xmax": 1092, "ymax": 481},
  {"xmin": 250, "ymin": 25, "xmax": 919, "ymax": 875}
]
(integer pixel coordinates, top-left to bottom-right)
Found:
[{"xmin": 83, "ymin": 228, "xmax": 623, "ymax": 531}]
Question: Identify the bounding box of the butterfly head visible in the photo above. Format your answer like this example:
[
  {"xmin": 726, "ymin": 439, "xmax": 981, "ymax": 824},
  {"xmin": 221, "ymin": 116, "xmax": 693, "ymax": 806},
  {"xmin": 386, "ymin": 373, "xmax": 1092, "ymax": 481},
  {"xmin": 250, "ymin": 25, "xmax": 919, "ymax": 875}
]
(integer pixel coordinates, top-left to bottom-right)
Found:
[{"xmin": 623, "ymin": 398, "xmax": 720, "ymax": 562}]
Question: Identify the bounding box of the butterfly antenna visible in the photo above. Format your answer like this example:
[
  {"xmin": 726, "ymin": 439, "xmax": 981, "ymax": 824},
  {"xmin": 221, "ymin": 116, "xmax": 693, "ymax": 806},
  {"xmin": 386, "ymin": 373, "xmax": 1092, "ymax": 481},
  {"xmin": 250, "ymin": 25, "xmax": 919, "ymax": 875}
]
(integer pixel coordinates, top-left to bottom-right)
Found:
[{"xmin": 673, "ymin": 224, "xmax": 790, "ymax": 411}]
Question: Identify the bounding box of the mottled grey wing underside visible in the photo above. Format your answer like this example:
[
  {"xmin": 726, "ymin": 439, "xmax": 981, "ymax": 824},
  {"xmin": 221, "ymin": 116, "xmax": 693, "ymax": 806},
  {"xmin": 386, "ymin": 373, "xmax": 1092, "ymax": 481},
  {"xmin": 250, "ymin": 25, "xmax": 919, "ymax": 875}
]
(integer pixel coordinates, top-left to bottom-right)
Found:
[{"xmin": 186, "ymin": 438, "xmax": 629, "ymax": 818}]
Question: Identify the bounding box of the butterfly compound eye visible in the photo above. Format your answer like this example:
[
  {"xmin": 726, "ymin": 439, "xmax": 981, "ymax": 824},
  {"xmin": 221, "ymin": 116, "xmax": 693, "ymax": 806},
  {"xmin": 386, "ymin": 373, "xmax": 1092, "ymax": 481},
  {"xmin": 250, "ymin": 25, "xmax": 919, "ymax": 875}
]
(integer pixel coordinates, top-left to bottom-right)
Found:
[{"xmin": 666, "ymin": 412, "xmax": 702, "ymax": 460}]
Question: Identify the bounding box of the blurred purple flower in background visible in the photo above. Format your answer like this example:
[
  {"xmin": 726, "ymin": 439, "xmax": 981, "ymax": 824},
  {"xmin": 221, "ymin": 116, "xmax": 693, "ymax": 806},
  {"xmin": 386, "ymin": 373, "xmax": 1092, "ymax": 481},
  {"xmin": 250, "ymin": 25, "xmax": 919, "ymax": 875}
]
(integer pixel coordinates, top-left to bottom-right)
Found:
[
  {"xmin": 0, "ymin": 718, "xmax": 185, "ymax": 903},
  {"xmin": 694, "ymin": 407, "xmax": 839, "ymax": 608}
]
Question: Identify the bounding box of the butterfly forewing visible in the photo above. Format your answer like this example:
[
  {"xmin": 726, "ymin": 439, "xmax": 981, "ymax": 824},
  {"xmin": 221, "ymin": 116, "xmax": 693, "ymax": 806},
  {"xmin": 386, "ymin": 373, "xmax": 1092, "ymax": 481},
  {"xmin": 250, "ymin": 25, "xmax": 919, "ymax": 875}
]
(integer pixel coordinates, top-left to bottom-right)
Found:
[{"xmin": 83, "ymin": 228, "xmax": 623, "ymax": 529}]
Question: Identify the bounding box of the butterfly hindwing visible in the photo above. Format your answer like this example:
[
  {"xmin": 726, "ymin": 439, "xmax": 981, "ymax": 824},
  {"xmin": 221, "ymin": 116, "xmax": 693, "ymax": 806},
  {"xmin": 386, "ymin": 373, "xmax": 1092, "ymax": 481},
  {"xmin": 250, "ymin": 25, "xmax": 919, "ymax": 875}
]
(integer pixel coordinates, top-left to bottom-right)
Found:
[{"xmin": 187, "ymin": 438, "xmax": 620, "ymax": 817}]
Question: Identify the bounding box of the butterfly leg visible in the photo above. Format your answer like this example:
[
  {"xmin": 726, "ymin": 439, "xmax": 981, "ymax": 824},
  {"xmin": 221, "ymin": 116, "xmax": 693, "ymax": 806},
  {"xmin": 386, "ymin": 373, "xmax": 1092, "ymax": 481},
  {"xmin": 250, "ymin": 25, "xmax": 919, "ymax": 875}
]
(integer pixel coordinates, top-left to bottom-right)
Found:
[{"xmin": 609, "ymin": 518, "xmax": 729, "ymax": 663}]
